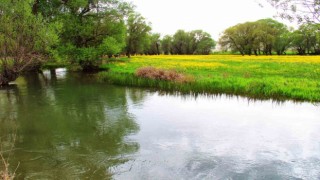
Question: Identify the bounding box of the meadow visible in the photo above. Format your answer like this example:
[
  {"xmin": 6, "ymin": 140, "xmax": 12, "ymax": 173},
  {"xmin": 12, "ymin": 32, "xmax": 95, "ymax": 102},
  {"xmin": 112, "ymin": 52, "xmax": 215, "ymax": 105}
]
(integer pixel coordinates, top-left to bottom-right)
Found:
[{"xmin": 99, "ymin": 55, "xmax": 320, "ymax": 102}]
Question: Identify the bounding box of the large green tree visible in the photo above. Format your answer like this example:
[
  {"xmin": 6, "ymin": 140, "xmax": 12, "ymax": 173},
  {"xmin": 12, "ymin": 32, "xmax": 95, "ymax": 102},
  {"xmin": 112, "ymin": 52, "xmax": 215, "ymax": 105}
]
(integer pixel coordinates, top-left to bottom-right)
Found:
[
  {"xmin": 161, "ymin": 35, "xmax": 173, "ymax": 55},
  {"xmin": 219, "ymin": 19, "xmax": 292, "ymax": 55},
  {"xmin": 189, "ymin": 30, "xmax": 216, "ymax": 55},
  {"xmin": 169, "ymin": 30, "xmax": 215, "ymax": 55},
  {"xmin": 254, "ymin": 19, "xmax": 292, "ymax": 55},
  {"xmin": 273, "ymin": 30, "xmax": 293, "ymax": 55},
  {"xmin": 291, "ymin": 23, "xmax": 320, "ymax": 54},
  {"xmin": 144, "ymin": 33, "xmax": 161, "ymax": 55},
  {"xmin": 171, "ymin": 30, "xmax": 191, "ymax": 55},
  {"xmin": 219, "ymin": 22, "xmax": 257, "ymax": 55},
  {"xmin": 126, "ymin": 13, "xmax": 152, "ymax": 58},
  {"xmin": 0, "ymin": 0, "xmax": 59, "ymax": 85},
  {"xmin": 55, "ymin": 0, "xmax": 131, "ymax": 71}
]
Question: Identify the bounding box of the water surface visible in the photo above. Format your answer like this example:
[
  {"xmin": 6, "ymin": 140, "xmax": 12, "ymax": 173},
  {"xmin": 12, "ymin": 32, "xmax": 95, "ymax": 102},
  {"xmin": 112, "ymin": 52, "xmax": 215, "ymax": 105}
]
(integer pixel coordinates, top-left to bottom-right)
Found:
[{"xmin": 0, "ymin": 69, "xmax": 319, "ymax": 179}]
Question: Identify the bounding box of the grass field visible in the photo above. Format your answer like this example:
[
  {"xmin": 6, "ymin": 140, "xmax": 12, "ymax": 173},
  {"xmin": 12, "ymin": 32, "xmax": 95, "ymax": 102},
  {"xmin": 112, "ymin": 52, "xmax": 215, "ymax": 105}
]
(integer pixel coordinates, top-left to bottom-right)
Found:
[{"xmin": 99, "ymin": 55, "xmax": 320, "ymax": 102}]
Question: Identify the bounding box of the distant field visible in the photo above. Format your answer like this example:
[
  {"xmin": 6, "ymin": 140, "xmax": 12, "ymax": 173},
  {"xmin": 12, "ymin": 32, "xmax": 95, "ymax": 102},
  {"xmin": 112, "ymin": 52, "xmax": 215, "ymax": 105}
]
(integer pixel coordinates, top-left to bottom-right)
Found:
[{"xmin": 100, "ymin": 55, "xmax": 320, "ymax": 102}]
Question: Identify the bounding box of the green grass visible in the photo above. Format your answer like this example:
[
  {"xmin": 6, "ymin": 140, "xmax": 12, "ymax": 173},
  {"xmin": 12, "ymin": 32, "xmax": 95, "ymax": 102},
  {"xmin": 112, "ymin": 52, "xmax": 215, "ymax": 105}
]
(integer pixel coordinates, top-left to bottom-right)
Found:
[{"xmin": 100, "ymin": 55, "xmax": 320, "ymax": 102}]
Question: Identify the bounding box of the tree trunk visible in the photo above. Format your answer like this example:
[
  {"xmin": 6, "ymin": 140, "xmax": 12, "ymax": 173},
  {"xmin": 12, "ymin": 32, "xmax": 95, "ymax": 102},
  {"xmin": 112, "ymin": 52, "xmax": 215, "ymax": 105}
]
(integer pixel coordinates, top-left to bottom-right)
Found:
[
  {"xmin": 32, "ymin": 0, "xmax": 40, "ymax": 14},
  {"xmin": 0, "ymin": 69, "xmax": 19, "ymax": 86},
  {"xmin": 127, "ymin": 50, "xmax": 131, "ymax": 58},
  {"xmin": 79, "ymin": 61, "xmax": 99, "ymax": 72}
]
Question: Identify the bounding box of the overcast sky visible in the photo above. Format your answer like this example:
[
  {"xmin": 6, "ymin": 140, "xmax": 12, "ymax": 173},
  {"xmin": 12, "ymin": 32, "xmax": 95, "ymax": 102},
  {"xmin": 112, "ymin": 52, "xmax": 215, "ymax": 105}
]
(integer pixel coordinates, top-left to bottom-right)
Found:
[{"xmin": 130, "ymin": 0, "xmax": 294, "ymax": 40}]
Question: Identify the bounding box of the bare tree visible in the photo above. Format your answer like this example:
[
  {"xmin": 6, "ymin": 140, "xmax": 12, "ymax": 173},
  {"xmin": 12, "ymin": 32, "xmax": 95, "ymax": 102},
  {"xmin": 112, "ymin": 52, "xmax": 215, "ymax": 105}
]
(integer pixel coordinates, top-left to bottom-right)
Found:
[{"xmin": 265, "ymin": 0, "xmax": 320, "ymax": 23}]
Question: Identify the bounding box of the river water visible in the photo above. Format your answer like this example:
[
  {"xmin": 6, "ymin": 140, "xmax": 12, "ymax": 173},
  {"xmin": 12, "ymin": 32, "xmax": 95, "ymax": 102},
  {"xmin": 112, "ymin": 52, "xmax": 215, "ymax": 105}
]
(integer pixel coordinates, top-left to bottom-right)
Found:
[{"xmin": 0, "ymin": 69, "xmax": 320, "ymax": 179}]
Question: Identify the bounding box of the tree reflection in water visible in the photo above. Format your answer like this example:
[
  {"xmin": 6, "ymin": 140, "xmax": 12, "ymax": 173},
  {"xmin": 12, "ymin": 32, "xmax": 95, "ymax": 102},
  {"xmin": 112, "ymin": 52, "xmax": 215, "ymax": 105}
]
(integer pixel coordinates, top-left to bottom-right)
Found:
[{"xmin": 0, "ymin": 70, "xmax": 145, "ymax": 179}]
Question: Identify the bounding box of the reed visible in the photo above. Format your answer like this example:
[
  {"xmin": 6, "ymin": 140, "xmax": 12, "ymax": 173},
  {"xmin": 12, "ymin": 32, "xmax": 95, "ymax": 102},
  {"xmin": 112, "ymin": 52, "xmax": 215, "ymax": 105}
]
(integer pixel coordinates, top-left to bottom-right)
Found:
[{"xmin": 0, "ymin": 123, "xmax": 18, "ymax": 180}]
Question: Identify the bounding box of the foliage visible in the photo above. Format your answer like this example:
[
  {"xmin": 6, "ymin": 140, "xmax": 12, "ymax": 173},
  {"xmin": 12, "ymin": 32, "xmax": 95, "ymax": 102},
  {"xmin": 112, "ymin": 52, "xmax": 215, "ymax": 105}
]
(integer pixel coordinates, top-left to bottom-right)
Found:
[
  {"xmin": 190, "ymin": 30, "xmax": 216, "ymax": 55},
  {"xmin": 255, "ymin": 19, "xmax": 293, "ymax": 55},
  {"xmin": 291, "ymin": 23, "xmax": 320, "ymax": 54},
  {"xmin": 0, "ymin": 0, "xmax": 59, "ymax": 85},
  {"xmin": 273, "ymin": 29, "xmax": 294, "ymax": 55},
  {"xmin": 100, "ymin": 55, "xmax": 320, "ymax": 102},
  {"xmin": 171, "ymin": 30, "xmax": 191, "ymax": 54},
  {"xmin": 219, "ymin": 19, "xmax": 293, "ymax": 55},
  {"xmin": 144, "ymin": 33, "xmax": 161, "ymax": 55},
  {"xmin": 219, "ymin": 22, "xmax": 258, "ymax": 55},
  {"xmin": 33, "ymin": 0, "xmax": 131, "ymax": 70},
  {"xmin": 126, "ymin": 13, "xmax": 152, "ymax": 57},
  {"xmin": 163, "ymin": 30, "xmax": 216, "ymax": 55},
  {"xmin": 161, "ymin": 35, "xmax": 173, "ymax": 55},
  {"xmin": 99, "ymin": 37, "xmax": 125, "ymax": 57}
]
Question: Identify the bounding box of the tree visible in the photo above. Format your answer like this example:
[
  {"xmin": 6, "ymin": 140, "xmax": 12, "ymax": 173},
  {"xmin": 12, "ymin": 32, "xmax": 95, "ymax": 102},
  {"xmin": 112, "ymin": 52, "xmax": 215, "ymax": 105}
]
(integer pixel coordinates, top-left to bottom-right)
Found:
[
  {"xmin": 291, "ymin": 23, "xmax": 320, "ymax": 54},
  {"xmin": 99, "ymin": 37, "xmax": 125, "ymax": 58},
  {"xmin": 31, "ymin": 0, "xmax": 63, "ymax": 17},
  {"xmin": 219, "ymin": 22, "xmax": 257, "ymax": 55},
  {"xmin": 219, "ymin": 19, "xmax": 292, "ymax": 55},
  {"xmin": 126, "ymin": 13, "xmax": 152, "ymax": 58},
  {"xmin": 189, "ymin": 30, "xmax": 216, "ymax": 55},
  {"xmin": 254, "ymin": 19, "xmax": 292, "ymax": 55},
  {"xmin": 171, "ymin": 30, "xmax": 191, "ymax": 54},
  {"xmin": 165, "ymin": 30, "xmax": 215, "ymax": 55},
  {"xmin": 56, "ymin": 0, "xmax": 130, "ymax": 71},
  {"xmin": 273, "ymin": 30, "xmax": 293, "ymax": 55},
  {"xmin": 265, "ymin": 0, "xmax": 320, "ymax": 23},
  {"xmin": 161, "ymin": 35, "xmax": 173, "ymax": 55},
  {"xmin": 144, "ymin": 33, "xmax": 161, "ymax": 55},
  {"xmin": 0, "ymin": 0, "xmax": 59, "ymax": 85}
]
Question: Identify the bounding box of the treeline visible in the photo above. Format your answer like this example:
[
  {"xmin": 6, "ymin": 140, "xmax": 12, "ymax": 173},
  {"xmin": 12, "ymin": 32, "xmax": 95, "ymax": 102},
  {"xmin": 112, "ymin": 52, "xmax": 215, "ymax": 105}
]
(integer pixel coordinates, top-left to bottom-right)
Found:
[
  {"xmin": 0, "ymin": 0, "xmax": 216, "ymax": 85},
  {"xmin": 1, "ymin": 0, "xmax": 320, "ymax": 85},
  {"xmin": 219, "ymin": 18, "xmax": 320, "ymax": 55},
  {"xmin": 134, "ymin": 30, "xmax": 216, "ymax": 56},
  {"xmin": 161, "ymin": 30, "xmax": 216, "ymax": 55},
  {"xmin": 129, "ymin": 29, "xmax": 216, "ymax": 56}
]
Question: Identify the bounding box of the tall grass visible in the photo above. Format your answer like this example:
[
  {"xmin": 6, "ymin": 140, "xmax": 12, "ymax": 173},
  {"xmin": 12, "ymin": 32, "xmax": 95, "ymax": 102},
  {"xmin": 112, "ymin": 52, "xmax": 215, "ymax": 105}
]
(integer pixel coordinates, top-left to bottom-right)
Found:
[
  {"xmin": 1, "ymin": 147, "xmax": 16, "ymax": 180},
  {"xmin": 0, "ymin": 123, "xmax": 18, "ymax": 180},
  {"xmin": 1, "ymin": 153, "xmax": 12, "ymax": 180},
  {"xmin": 99, "ymin": 55, "xmax": 320, "ymax": 102},
  {"xmin": 100, "ymin": 72, "xmax": 319, "ymax": 101}
]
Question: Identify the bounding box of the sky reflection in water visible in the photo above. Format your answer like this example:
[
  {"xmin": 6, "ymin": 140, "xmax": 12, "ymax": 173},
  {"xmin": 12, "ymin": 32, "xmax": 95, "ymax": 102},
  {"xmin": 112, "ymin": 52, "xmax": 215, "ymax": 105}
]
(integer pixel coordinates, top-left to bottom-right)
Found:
[
  {"xmin": 0, "ymin": 69, "xmax": 319, "ymax": 179},
  {"xmin": 118, "ymin": 91, "xmax": 320, "ymax": 179}
]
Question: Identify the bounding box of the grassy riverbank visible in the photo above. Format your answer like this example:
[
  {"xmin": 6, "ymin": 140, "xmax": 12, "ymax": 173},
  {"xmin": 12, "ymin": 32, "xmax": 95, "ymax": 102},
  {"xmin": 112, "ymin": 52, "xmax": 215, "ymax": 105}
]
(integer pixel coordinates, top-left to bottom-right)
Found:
[{"xmin": 99, "ymin": 55, "xmax": 320, "ymax": 101}]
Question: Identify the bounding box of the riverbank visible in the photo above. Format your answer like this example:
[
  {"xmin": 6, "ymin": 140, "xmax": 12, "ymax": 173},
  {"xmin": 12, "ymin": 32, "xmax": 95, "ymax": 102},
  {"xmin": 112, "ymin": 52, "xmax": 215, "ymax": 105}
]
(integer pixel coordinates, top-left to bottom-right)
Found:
[{"xmin": 99, "ymin": 55, "xmax": 320, "ymax": 102}]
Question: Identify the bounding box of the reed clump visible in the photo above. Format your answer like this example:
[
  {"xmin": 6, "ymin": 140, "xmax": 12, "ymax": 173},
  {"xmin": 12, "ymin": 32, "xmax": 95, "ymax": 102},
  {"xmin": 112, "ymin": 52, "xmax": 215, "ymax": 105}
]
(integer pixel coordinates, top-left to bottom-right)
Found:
[
  {"xmin": 1, "ymin": 147, "xmax": 16, "ymax": 180},
  {"xmin": 1, "ymin": 123, "xmax": 18, "ymax": 180},
  {"xmin": 0, "ymin": 163, "xmax": 13, "ymax": 180}
]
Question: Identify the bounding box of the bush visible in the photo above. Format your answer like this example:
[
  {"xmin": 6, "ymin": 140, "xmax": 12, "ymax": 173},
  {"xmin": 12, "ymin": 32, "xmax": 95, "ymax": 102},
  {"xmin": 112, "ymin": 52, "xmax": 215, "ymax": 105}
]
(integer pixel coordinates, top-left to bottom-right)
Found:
[{"xmin": 135, "ymin": 66, "xmax": 194, "ymax": 83}]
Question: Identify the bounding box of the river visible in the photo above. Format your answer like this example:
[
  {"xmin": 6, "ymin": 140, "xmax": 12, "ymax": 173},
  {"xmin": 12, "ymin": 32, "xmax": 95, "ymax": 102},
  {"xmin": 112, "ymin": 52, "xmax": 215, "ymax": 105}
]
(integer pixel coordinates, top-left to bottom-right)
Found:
[{"xmin": 0, "ymin": 69, "xmax": 319, "ymax": 179}]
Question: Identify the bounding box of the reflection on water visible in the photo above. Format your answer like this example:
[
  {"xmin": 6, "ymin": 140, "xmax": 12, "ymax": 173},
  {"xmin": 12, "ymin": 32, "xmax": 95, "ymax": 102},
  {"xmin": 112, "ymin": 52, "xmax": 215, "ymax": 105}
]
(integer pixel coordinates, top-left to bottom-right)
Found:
[
  {"xmin": 1, "ymin": 69, "xmax": 320, "ymax": 179},
  {"xmin": 0, "ymin": 70, "xmax": 142, "ymax": 179},
  {"xmin": 117, "ymin": 94, "xmax": 320, "ymax": 180}
]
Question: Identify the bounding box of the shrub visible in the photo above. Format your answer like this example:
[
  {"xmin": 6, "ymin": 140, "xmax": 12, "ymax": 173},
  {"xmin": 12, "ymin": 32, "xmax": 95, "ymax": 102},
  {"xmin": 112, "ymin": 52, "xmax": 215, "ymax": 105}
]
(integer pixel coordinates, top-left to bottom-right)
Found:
[{"xmin": 135, "ymin": 66, "xmax": 194, "ymax": 83}]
